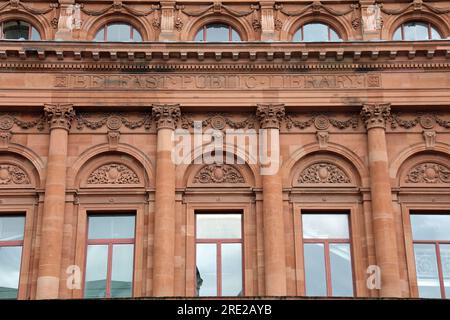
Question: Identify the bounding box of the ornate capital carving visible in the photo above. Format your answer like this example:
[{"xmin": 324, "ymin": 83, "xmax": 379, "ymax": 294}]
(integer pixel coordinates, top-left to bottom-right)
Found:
[
  {"xmin": 256, "ymin": 104, "xmax": 285, "ymax": 129},
  {"xmin": 152, "ymin": 104, "xmax": 181, "ymax": 130},
  {"xmin": 360, "ymin": 103, "xmax": 391, "ymax": 129},
  {"xmin": 298, "ymin": 162, "xmax": 351, "ymax": 184},
  {"xmin": 87, "ymin": 163, "xmax": 140, "ymax": 185},
  {"xmin": 44, "ymin": 104, "xmax": 75, "ymax": 130},
  {"xmin": 406, "ymin": 162, "xmax": 450, "ymax": 184},
  {"xmin": 193, "ymin": 164, "xmax": 245, "ymax": 184}
]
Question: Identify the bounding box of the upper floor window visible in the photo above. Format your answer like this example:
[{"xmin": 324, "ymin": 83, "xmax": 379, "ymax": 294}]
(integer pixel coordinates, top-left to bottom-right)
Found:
[
  {"xmin": 94, "ymin": 23, "xmax": 142, "ymax": 42},
  {"xmin": 393, "ymin": 21, "xmax": 442, "ymax": 40},
  {"xmin": 411, "ymin": 214, "xmax": 450, "ymax": 299},
  {"xmin": 0, "ymin": 20, "xmax": 40, "ymax": 40},
  {"xmin": 84, "ymin": 214, "xmax": 136, "ymax": 298},
  {"xmin": 293, "ymin": 23, "xmax": 341, "ymax": 42},
  {"xmin": 194, "ymin": 23, "xmax": 241, "ymax": 42},
  {"xmin": 195, "ymin": 213, "xmax": 243, "ymax": 296},
  {"xmin": 0, "ymin": 215, "xmax": 25, "ymax": 299},
  {"xmin": 302, "ymin": 213, "xmax": 354, "ymax": 297}
]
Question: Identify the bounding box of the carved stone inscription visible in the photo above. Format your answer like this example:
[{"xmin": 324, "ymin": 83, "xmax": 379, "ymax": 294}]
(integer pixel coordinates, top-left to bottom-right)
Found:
[{"xmin": 54, "ymin": 74, "xmax": 381, "ymax": 90}]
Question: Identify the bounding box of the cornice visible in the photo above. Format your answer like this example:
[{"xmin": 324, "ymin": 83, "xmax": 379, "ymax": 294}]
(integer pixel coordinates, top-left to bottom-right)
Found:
[{"xmin": 0, "ymin": 40, "xmax": 450, "ymax": 71}]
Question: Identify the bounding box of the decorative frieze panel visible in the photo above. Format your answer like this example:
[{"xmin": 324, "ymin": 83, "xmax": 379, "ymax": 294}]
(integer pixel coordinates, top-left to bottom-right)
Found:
[
  {"xmin": 405, "ymin": 162, "xmax": 450, "ymax": 184},
  {"xmin": 0, "ymin": 114, "xmax": 46, "ymax": 131},
  {"xmin": 181, "ymin": 113, "xmax": 256, "ymax": 130},
  {"xmin": 75, "ymin": 113, "xmax": 153, "ymax": 130},
  {"xmin": 390, "ymin": 113, "xmax": 450, "ymax": 130},
  {"xmin": 298, "ymin": 163, "xmax": 351, "ymax": 184},
  {"xmin": 79, "ymin": 1, "xmax": 159, "ymax": 17},
  {"xmin": 285, "ymin": 114, "xmax": 359, "ymax": 130},
  {"xmin": 193, "ymin": 164, "xmax": 245, "ymax": 184},
  {"xmin": 0, "ymin": 164, "xmax": 30, "ymax": 185},
  {"xmin": 87, "ymin": 163, "xmax": 140, "ymax": 185}
]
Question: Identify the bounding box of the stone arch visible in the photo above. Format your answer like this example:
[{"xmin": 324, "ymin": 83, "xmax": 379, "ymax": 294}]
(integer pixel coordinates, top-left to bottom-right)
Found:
[
  {"xmin": 0, "ymin": 10, "xmax": 51, "ymax": 40},
  {"xmin": 281, "ymin": 12, "xmax": 350, "ymax": 41},
  {"xmin": 68, "ymin": 143, "xmax": 154, "ymax": 189},
  {"xmin": 177, "ymin": 143, "xmax": 258, "ymax": 188},
  {"xmin": 183, "ymin": 13, "xmax": 253, "ymax": 41},
  {"xmin": 282, "ymin": 143, "xmax": 366, "ymax": 187},
  {"xmin": 83, "ymin": 11, "xmax": 154, "ymax": 41},
  {"xmin": 390, "ymin": 142, "xmax": 450, "ymax": 187},
  {"xmin": 382, "ymin": 10, "xmax": 450, "ymax": 40}
]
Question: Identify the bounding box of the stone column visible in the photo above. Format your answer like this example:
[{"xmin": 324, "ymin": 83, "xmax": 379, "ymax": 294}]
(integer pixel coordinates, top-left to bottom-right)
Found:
[
  {"xmin": 256, "ymin": 104, "xmax": 287, "ymax": 296},
  {"xmin": 260, "ymin": 2, "xmax": 276, "ymax": 41},
  {"xmin": 361, "ymin": 103, "xmax": 402, "ymax": 297},
  {"xmin": 159, "ymin": 2, "xmax": 177, "ymax": 41},
  {"xmin": 152, "ymin": 104, "xmax": 180, "ymax": 296},
  {"xmin": 36, "ymin": 104, "xmax": 75, "ymax": 299}
]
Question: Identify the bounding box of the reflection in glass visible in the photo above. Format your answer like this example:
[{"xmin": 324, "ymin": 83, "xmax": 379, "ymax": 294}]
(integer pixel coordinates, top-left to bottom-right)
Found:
[
  {"xmin": 393, "ymin": 22, "xmax": 441, "ymax": 41},
  {"xmin": 94, "ymin": 23, "xmax": 142, "ymax": 42},
  {"xmin": 221, "ymin": 243, "xmax": 242, "ymax": 296},
  {"xmin": 196, "ymin": 244, "xmax": 217, "ymax": 296},
  {"xmin": 302, "ymin": 214, "xmax": 349, "ymax": 239},
  {"xmin": 0, "ymin": 216, "xmax": 25, "ymax": 241},
  {"xmin": 194, "ymin": 24, "xmax": 241, "ymax": 42},
  {"xmin": 293, "ymin": 23, "xmax": 341, "ymax": 42},
  {"xmin": 411, "ymin": 215, "xmax": 450, "ymax": 241},
  {"xmin": 440, "ymin": 244, "xmax": 450, "ymax": 298},
  {"xmin": 1, "ymin": 21, "xmax": 40, "ymax": 40},
  {"xmin": 84, "ymin": 245, "xmax": 108, "ymax": 298},
  {"xmin": 111, "ymin": 244, "xmax": 134, "ymax": 298},
  {"xmin": 88, "ymin": 215, "xmax": 135, "ymax": 239},
  {"xmin": 0, "ymin": 246, "xmax": 22, "ymax": 299},
  {"xmin": 414, "ymin": 244, "xmax": 441, "ymax": 298},
  {"xmin": 196, "ymin": 214, "xmax": 241, "ymax": 239},
  {"xmin": 304, "ymin": 243, "xmax": 327, "ymax": 296},
  {"xmin": 330, "ymin": 244, "xmax": 353, "ymax": 296}
]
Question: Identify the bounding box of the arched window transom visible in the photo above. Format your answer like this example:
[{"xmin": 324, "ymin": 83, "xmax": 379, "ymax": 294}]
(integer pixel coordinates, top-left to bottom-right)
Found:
[
  {"xmin": 94, "ymin": 23, "xmax": 142, "ymax": 42},
  {"xmin": 194, "ymin": 23, "xmax": 241, "ymax": 42},
  {"xmin": 393, "ymin": 21, "xmax": 442, "ymax": 40},
  {"xmin": 0, "ymin": 20, "xmax": 40, "ymax": 40},
  {"xmin": 293, "ymin": 23, "xmax": 341, "ymax": 42}
]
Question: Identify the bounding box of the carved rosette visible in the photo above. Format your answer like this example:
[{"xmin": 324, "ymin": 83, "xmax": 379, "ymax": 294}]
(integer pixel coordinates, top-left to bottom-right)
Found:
[
  {"xmin": 87, "ymin": 163, "xmax": 140, "ymax": 184},
  {"xmin": 44, "ymin": 104, "xmax": 75, "ymax": 130},
  {"xmin": 360, "ymin": 103, "xmax": 391, "ymax": 129},
  {"xmin": 405, "ymin": 162, "xmax": 450, "ymax": 184},
  {"xmin": 193, "ymin": 164, "xmax": 245, "ymax": 184},
  {"xmin": 298, "ymin": 163, "xmax": 351, "ymax": 184},
  {"xmin": 256, "ymin": 104, "xmax": 285, "ymax": 129},
  {"xmin": 152, "ymin": 104, "xmax": 181, "ymax": 130},
  {"xmin": 0, "ymin": 164, "xmax": 30, "ymax": 185}
]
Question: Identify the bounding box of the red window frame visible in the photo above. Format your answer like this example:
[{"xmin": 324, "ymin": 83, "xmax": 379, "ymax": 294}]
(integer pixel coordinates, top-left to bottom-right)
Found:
[
  {"xmin": 302, "ymin": 213, "xmax": 355, "ymax": 297},
  {"xmin": 195, "ymin": 213, "xmax": 244, "ymax": 297},
  {"xmin": 83, "ymin": 214, "xmax": 136, "ymax": 299},
  {"xmin": 98, "ymin": 23, "xmax": 140, "ymax": 41},
  {"xmin": 397, "ymin": 22, "xmax": 440, "ymax": 40},
  {"xmin": 413, "ymin": 240, "xmax": 450, "ymax": 299},
  {"xmin": 0, "ymin": 214, "xmax": 25, "ymax": 299},
  {"xmin": 0, "ymin": 20, "xmax": 36, "ymax": 40},
  {"xmin": 197, "ymin": 24, "xmax": 238, "ymax": 42}
]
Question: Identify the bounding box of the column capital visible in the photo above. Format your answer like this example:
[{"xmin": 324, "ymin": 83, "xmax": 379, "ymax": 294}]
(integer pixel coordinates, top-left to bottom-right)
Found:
[
  {"xmin": 360, "ymin": 103, "xmax": 391, "ymax": 130},
  {"xmin": 152, "ymin": 104, "xmax": 181, "ymax": 130},
  {"xmin": 44, "ymin": 103, "xmax": 75, "ymax": 130},
  {"xmin": 256, "ymin": 104, "xmax": 285, "ymax": 129}
]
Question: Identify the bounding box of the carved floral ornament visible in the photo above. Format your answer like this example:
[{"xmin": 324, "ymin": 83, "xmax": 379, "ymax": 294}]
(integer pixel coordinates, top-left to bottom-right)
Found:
[
  {"xmin": 44, "ymin": 104, "xmax": 75, "ymax": 130},
  {"xmin": 0, "ymin": 164, "xmax": 30, "ymax": 185},
  {"xmin": 87, "ymin": 163, "xmax": 140, "ymax": 185},
  {"xmin": 298, "ymin": 162, "xmax": 351, "ymax": 184},
  {"xmin": 193, "ymin": 164, "xmax": 245, "ymax": 184},
  {"xmin": 405, "ymin": 162, "xmax": 450, "ymax": 184}
]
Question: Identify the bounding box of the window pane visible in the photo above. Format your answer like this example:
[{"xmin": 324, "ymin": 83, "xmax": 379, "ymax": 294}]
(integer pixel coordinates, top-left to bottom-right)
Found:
[
  {"xmin": 302, "ymin": 214, "xmax": 349, "ymax": 239},
  {"xmin": 221, "ymin": 243, "xmax": 242, "ymax": 296},
  {"xmin": 88, "ymin": 215, "xmax": 135, "ymax": 239},
  {"xmin": 30, "ymin": 27, "xmax": 40, "ymax": 40},
  {"xmin": 3, "ymin": 21, "xmax": 30, "ymax": 40},
  {"xmin": 430, "ymin": 27, "xmax": 441, "ymax": 40},
  {"xmin": 0, "ymin": 246, "xmax": 22, "ymax": 299},
  {"xmin": 231, "ymin": 29, "xmax": 241, "ymax": 42},
  {"xmin": 440, "ymin": 244, "xmax": 450, "ymax": 298},
  {"xmin": 84, "ymin": 245, "xmax": 108, "ymax": 298},
  {"xmin": 107, "ymin": 24, "xmax": 131, "ymax": 41},
  {"xmin": 132, "ymin": 28, "xmax": 142, "ymax": 42},
  {"xmin": 94, "ymin": 28, "xmax": 105, "ymax": 41},
  {"xmin": 411, "ymin": 215, "xmax": 450, "ymax": 241},
  {"xmin": 196, "ymin": 214, "xmax": 241, "ymax": 239},
  {"xmin": 304, "ymin": 243, "xmax": 327, "ymax": 296},
  {"xmin": 393, "ymin": 28, "xmax": 402, "ymax": 40},
  {"xmin": 303, "ymin": 23, "xmax": 329, "ymax": 42},
  {"xmin": 194, "ymin": 28, "xmax": 204, "ymax": 41},
  {"xmin": 414, "ymin": 244, "xmax": 441, "ymax": 298},
  {"xmin": 404, "ymin": 22, "xmax": 429, "ymax": 41},
  {"xmin": 111, "ymin": 244, "xmax": 134, "ymax": 298},
  {"xmin": 205, "ymin": 24, "xmax": 229, "ymax": 42},
  {"xmin": 330, "ymin": 243, "xmax": 353, "ymax": 297},
  {"xmin": 196, "ymin": 243, "xmax": 217, "ymax": 296},
  {"xmin": 0, "ymin": 216, "xmax": 25, "ymax": 241}
]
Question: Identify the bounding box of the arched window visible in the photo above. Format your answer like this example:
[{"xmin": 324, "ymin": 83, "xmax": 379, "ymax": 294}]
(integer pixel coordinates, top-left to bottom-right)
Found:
[
  {"xmin": 293, "ymin": 22, "xmax": 341, "ymax": 42},
  {"xmin": 194, "ymin": 23, "xmax": 241, "ymax": 42},
  {"xmin": 393, "ymin": 21, "xmax": 442, "ymax": 40},
  {"xmin": 0, "ymin": 20, "xmax": 40, "ymax": 40},
  {"xmin": 94, "ymin": 23, "xmax": 142, "ymax": 42}
]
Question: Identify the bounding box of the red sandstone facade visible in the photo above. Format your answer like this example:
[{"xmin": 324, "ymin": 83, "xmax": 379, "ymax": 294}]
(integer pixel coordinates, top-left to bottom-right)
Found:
[{"xmin": 0, "ymin": 0, "xmax": 450, "ymax": 299}]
